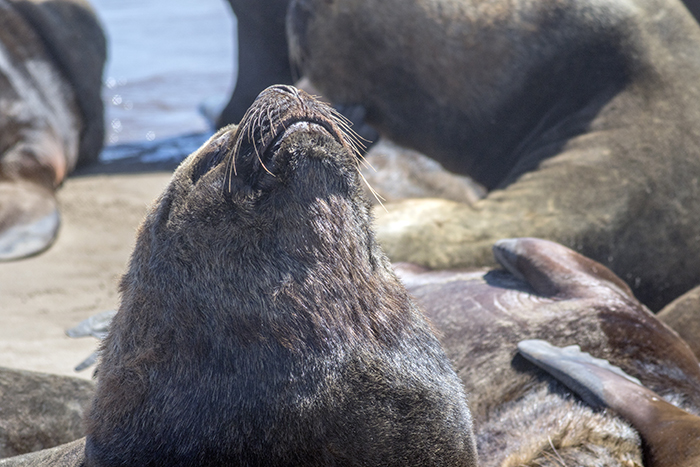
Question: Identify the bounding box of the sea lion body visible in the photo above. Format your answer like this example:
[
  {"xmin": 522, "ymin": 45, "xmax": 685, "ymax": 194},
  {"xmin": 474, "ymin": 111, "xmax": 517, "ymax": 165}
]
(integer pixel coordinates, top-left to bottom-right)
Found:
[
  {"xmin": 397, "ymin": 238, "xmax": 700, "ymax": 465},
  {"xmin": 0, "ymin": 367, "xmax": 93, "ymax": 459},
  {"xmin": 217, "ymin": 0, "xmax": 293, "ymax": 127},
  {"xmin": 287, "ymin": 0, "xmax": 700, "ymax": 310},
  {"xmin": 83, "ymin": 86, "xmax": 476, "ymax": 466},
  {"xmin": 0, "ymin": 0, "xmax": 105, "ymax": 260},
  {"xmin": 658, "ymin": 285, "xmax": 700, "ymax": 360},
  {"xmin": 8, "ymin": 237, "xmax": 700, "ymax": 465},
  {"xmin": 518, "ymin": 339, "xmax": 700, "ymax": 467}
]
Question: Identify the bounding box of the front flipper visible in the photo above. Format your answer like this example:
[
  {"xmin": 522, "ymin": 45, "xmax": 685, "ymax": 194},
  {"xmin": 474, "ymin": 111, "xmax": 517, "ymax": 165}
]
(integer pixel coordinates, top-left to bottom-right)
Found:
[
  {"xmin": 518, "ymin": 339, "xmax": 700, "ymax": 467},
  {"xmin": 0, "ymin": 181, "xmax": 60, "ymax": 261},
  {"xmin": 493, "ymin": 237, "xmax": 634, "ymax": 299}
]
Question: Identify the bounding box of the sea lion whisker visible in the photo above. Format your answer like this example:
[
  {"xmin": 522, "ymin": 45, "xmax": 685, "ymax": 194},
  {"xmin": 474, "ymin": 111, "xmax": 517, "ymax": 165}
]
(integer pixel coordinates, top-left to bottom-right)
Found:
[
  {"xmin": 547, "ymin": 436, "xmax": 568, "ymax": 467},
  {"xmin": 357, "ymin": 169, "xmax": 386, "ymax": 211},
  {"xmin": 356, "ymin": 152, "xmax": 376, "ymax": 172},
  {"xmin": 327, "ymin": 107, "xmax": 367, "ymax": 156}
]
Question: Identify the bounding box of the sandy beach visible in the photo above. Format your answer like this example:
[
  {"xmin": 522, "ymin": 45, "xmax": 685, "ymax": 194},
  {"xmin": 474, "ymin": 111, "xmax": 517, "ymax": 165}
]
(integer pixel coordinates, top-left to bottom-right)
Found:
[
  {"xmin": 0, "ymin": 0, "xmax": 233, "ymax": 381},
  {"xmin": 0, "ymin": 159, "xmax": 181, "ymax": 380}
]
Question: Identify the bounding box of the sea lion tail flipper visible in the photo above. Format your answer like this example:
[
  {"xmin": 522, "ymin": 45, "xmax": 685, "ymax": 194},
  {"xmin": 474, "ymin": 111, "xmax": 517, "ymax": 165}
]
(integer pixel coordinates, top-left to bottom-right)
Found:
[
  {"xmin": 65, "ymin": 309, "xmax": 117, "ymax": 339},
  {"xmin": 518, "ymin": 339, "xmax": 700, "ymax": 467},
  {"xmin": 0, "ymin": 181, "xmax": 60, "ymax": 261},
  {"xmin": 66, "ymin": 309, "xmax": 117, "ymax": 372},
  {"xmin": 492, "ymin": 238, "xmax": 634, "ymax": 298}
]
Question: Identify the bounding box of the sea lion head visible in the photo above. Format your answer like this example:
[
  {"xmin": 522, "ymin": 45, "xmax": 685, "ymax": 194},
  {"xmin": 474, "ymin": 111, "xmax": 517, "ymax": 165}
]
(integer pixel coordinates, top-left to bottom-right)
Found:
[{"xmin": 85, "ymin": 85, "xmax": 476, "ymax": 466}]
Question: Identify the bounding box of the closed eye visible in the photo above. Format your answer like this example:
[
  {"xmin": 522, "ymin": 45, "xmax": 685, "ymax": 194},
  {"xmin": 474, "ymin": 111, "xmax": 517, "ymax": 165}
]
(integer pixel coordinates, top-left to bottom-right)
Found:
[{"xmin": 190, "ymin": 133, "xmax": 232, "ymax": 183}]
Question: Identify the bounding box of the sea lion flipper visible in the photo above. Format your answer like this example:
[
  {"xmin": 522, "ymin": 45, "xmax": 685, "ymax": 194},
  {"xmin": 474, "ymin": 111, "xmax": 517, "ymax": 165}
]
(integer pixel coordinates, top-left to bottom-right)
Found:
[
  {"xmin": 66, "ymin": 309, "xmax": 117, "ymax": 372},
  {"xmin": 518, "ymin": 339, "xmax": 700, "ymax": 467},
  {"xmin": 493, "ymin": 238, "xmax": 634, "ymax": 298},
  {"xmin": 517, "ymin": 339, "xmax": 641, "ymax": 408},
  {"xmin": 65, "ymin": 310, "xmax": 117, "ymax": 340},
  {"xmin": 0, "ymin": 182, "xmax": 60, "ymax": 261}
]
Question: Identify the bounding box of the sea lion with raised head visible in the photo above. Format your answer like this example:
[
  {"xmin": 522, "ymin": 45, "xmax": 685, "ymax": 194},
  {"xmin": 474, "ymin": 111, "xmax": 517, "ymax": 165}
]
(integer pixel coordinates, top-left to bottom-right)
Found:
[
  {"xmin": 83, "ymin": 85, "xmax": 476, "ymax": 466},
  {"xmin": 9, "ymin": 236, "xmax": 700, "ymax": 465},
  {"xmin": 0, "ymin": 0, "xmax": 105, "ymax": 260},
  {"xmin": 287, "ymin": 0, "xmax": 700, "ymax": 311}
]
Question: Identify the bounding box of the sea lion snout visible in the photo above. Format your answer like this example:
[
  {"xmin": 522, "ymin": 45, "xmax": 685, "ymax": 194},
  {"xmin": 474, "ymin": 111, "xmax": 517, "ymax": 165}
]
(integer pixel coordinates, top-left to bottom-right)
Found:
[{"xmin": 224, "ymin": 84, "xmax": 362, "ymax": 192}]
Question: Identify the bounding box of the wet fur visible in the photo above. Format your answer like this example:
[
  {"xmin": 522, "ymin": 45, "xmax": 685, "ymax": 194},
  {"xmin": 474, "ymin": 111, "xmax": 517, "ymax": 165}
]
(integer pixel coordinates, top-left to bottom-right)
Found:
[{"xmin": 83, "ymin": 86, "xmax": 476, "ymax": 467}]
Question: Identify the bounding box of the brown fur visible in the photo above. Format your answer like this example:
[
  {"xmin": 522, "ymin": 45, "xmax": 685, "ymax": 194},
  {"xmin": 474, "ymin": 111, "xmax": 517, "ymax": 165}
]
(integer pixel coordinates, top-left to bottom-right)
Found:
[
  {"xmin": 287, "ymin": 0, "xmax": 700, "ymax": 311},
  {"xmin": 0, "ymin": 0, "xmax": 105, "ymax": 260},
  {"xmin": 396, "ymin": 238, "xmax": 700, "ymax": 466},
  {"xmin": 518, "ymin": 339, "xmax": 700, "ymax": 467},
  {"xmin": 83, "ymin": 85, "xmax": 476, "ymax": 467},
  {"xmin": 658, "ymin": 285, "xmax": 700, "ymax": 361}
]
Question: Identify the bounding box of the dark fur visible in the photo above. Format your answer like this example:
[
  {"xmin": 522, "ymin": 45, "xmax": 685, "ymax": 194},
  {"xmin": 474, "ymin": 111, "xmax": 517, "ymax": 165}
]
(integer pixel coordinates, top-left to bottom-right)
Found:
[
  {"xmin": 216, "ymin": 0, "xmax": 293, "ymax": 127},
  {"xmin": 287, "ymin": 0, "xmax": 700, "ymax": 311},
  {"xmin": 84, "ymin": 85, "xmax": 476, "ymax": 467}
]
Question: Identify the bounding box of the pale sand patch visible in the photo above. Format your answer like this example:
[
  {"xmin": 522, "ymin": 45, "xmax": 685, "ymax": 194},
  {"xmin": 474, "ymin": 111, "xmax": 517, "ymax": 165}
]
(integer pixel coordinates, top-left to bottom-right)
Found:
[{"xmin": 0, "ymin": 170, "xmax": 173, "ymax": 380}]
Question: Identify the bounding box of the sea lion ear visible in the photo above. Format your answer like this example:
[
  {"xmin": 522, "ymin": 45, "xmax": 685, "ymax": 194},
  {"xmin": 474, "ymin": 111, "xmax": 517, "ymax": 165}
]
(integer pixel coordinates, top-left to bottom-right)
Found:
[{"xmin": 492, "ymin": 238, "xmax": 634, "ymax": 299}]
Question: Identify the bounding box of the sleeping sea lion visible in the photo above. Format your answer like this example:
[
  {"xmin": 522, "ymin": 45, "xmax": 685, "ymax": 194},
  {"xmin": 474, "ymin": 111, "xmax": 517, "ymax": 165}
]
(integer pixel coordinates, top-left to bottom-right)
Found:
[
  {"xmin": 518, "ymin": 339, "xmax": 700, "ymax": 467},
  {"xmin": 397, "ymin": 237, "xmax": 700, "ymax": 465},
  {"xmin": 83, "ymin": 85, "xmax": 476, "ymax": 466},
  {"xmin": 287, "ymin": 0, "xmax": 700, "ymax": 311},
  {"xmin": 0, "ymin": 0, "xmax": 106, "ymax": 260}
]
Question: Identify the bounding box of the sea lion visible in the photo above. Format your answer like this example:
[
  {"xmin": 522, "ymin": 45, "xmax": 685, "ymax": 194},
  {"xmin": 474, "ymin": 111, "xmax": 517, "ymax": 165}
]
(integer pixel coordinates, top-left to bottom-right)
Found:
[
  {"xmin": 396, "ymin": 237, "xmax": 700, "ymax": 465},
  {"xmin": 287, "ymin": 0, "xmax": 700, "ymax": 311},
  {"xmin": 658, "ymin": 285, "xmax": 700, "ymax": 360},
  {"xmin": 0, "ymin": 366, "xmax": 93, "ymax": 459},
  {"xmin": 0, "ymin": 0, "xmax": 106, "ymax": 261},
  {"xmin": 46, "ymin": 235, "xmax": 700, "ymax": 465},
  {"xmin": 216, "ymin": 0, "xmax": 293, "ymax": 127},
  {"xmin": 83, "ymin": 85, "xmax": 476, "ymax": 466},
  {"xmin": 518, "ymin": 340, "xmax": 700, "ymax": 467}
]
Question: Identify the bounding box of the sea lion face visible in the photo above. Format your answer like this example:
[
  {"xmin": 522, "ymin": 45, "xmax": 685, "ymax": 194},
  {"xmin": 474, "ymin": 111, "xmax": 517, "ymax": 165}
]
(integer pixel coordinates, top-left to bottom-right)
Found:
[
  {"xmin": 143, "ymin": 84, "xmax": 373, "ymax": 300},
  {"xmin": 179, "ymin": 84, "xmax": 366, "ymax": 237}
]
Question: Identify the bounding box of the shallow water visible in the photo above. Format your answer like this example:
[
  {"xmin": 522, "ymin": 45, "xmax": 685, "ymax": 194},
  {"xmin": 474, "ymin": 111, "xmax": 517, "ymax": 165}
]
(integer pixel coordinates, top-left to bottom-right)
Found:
[{"xmin": 90, "ymin": 0, "xmax": 236, "ymax": 161}]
